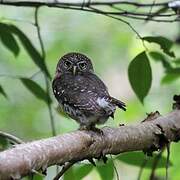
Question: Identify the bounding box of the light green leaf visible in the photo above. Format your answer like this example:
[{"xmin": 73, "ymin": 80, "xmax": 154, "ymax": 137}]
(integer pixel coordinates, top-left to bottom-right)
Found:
[
  {"xmin": 74, "ymin": 164, "xmax": 93, "ymax": 179},
  {"xmin": 143, "ymin": 36, "xmax": 175, "ymax": 57},
  {"xmin": 128, "ymin": 51, "xmax": 152, "ymax": 104},
  {"xmin": 161, "ymin": 74, "xmax": 180, "ymax": 84},
  {"xmin": 117, "ymin": 152, "xmax": 172, "ymax": 169}
]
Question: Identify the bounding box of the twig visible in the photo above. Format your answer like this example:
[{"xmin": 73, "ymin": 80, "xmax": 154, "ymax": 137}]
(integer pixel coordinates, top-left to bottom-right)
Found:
[
  {"xmin": 0, "ymin": 0, "xmax": 179, "ymax": 23},
  {"xmin": 110, "ymin": 155, "xmax": 119, "ymax": 180},
  {"xmin": 137, "ymin": 156, "xmax": 148, "ymax": 180},
  {"xmin": 88, "ymin": 6, "xmax": 148, "ymax": 50},
  {"xmin": 166, "ymin": 143, "xmax": 170, "ymax": 180},
  {"xmin": 34, "ymin": 7, "xmax": 56, "ymax": 137},
  {"xmin": 0, "ymin": 1, "xmax": 169, "ymax": 8},
  {"xmin": 53, "ymin": 162, "xmax": 75, "ymax": 180},
  {"xmin": 149, "ymin": 150, "xmax": 164, "ymax": 180},
  {"xmin": 0, "ymin": 130, "xmax": 23, "ymax": 144}
]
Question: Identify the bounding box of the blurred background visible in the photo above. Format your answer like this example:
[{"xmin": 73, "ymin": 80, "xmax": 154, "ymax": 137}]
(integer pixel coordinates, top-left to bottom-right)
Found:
[{"xmin": 0, "ymin": 1, "xmax": 180, "ymax": 179}]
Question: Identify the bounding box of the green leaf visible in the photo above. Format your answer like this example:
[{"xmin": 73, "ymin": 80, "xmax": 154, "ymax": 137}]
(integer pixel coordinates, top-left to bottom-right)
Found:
[
  {"xmin": 174, "ymin": 58, "xmax": 180, "ymax": 65},
  {"xmin": 117, "ymin": 152, "xmax": 172, "ymax": 169},
  {"xmin": 149, "ymin": 51, "xmax": 172, "ymax": 70},
  {"xmin": 0, "ymin": 23, "xmax": 20, "ymax": 57},
  {"xmin": 96, "ymin": 161, "xmax": 114, "ymax": 180},
  {"xmin": 8, "ymin": 24, "xmax": 51, "ymax": 79},
  {"xmin": 0, "ymin": 136, "xmax": 8, "ymax": 151},
  {"xmin": 74, "ymin": 164, "xmax": 93, "ymax": 179},
  {"xmin": 143, "ymin": 36, "xmax": 175, "ymax": 57},
  {"xmin": 0, "ymin": 85, "xmax": 8, "ymax": 99},
  {"xmin": 64, "ymin": 167, "xmax": 75, "ymax": 180},
  {"xmin": 161, "ymin": 74, "xmax": 180, "ymax": 84},
  {"xmin": 166, "ymin": 68, "xmax": 180, "ymax": 74},
  {"xmin": 128, "ymin": 51, "xmax": 152, "ymax": 103},
  {"xmin": 30, "ymin": 174, "xmax": 43, "ymax": 180},
  {"xmin": 20, "ymin": 78, "xmax": 51, "ymax": 104}
]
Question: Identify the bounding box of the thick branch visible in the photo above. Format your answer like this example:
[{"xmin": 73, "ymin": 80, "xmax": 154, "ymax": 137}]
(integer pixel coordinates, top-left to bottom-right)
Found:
[{"xmin": 0, "ymin": 110, "xmax": 180, "ymax": 179}]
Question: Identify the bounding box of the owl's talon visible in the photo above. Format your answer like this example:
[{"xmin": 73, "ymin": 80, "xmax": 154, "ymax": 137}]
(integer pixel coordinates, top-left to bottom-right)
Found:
[
  {"xmin": 102, "ymin": 155, "xmax": 108, "ymax": 164},
  {"xmin": 79, "ymin": 125, "xmax": 88, "ymax": 131},
  {"xmin": 90, "ymin": 126, "xmax": 104, "ymax": 135},
  {"xmin": 87, "ymin": 158, "xmax": 96, "ymax": 166}
]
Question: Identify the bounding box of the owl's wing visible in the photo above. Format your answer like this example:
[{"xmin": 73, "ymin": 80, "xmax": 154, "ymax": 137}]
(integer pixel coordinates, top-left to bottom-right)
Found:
[
  {"xmin": 52, "ymin": 74, "xmax": 109, "ymax": 115},
  {"xmin": 84, "ymin": 73, "xmax": 126, "ymax": 111}
]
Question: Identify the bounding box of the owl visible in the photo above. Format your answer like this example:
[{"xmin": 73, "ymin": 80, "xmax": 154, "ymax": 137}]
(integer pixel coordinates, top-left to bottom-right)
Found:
[{"xmin": 52, "ymin": 52, "xmax": 126, "ymax": 131}]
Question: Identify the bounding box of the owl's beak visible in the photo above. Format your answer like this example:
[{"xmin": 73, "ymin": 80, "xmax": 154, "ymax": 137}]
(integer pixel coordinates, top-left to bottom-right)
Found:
[{"xmin": 73, "ymin": 65, "xmax": 77, "ymax": 76}]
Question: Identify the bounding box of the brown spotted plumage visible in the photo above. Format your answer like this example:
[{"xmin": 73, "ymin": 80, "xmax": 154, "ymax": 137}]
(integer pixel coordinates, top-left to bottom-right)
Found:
[{"xmin": 52, "ymin": 52, "xmax": 126, "ymax": 130}]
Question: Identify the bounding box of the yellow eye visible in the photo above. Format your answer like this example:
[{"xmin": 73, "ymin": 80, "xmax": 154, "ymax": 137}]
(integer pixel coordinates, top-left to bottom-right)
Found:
[
  {"xmin": 78, "ymin": 62, "xmax": 87, "ymax": 70},
  {"xmin": 64, "ymin": 60, "xmax": 72, "ymax": 69}
]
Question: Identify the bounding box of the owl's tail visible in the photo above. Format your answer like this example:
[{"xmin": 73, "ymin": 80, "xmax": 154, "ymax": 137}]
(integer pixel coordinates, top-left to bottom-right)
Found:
[{"xmin": 110, "ymin": 97, "xmax": 126, "ymax": 111}]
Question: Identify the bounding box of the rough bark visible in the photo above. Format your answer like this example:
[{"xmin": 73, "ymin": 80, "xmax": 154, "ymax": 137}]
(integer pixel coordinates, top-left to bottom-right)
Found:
[{"xmin": 0, "ymin": 110, "xmax": 180, "ymax": 179}]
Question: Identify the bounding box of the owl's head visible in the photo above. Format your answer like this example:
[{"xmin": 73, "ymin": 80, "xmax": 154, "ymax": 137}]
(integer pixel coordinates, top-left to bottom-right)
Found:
[{"xmin": 56, "ymin": 52, "xmax": 94, "ymax": 76}]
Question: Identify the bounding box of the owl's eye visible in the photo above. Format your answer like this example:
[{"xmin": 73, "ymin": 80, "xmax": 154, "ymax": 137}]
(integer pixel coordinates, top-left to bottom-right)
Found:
[
  {"xmin": 78, "ymin": 62, "xmax": 87, "ymax": 70},
  {"xmin": 63, "ymin": 60, "xmax": 72, "ymax": 69}
]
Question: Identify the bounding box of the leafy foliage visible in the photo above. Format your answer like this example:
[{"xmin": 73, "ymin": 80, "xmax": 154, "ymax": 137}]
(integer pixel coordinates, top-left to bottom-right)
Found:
[
  {"xmin": 9, "ymin": 24, "xmax": 51, "ymax": 79},
  {"xmin": 149, "ymin": 51, "xmax": 172, "ymax": 70},
  {"xmin": 0, "ymin": 23, "xmax": 51, "ymax": 79},
  {"xmin": 149, "ymin": 51, "xmax": 180, "ymax": 84},
  {"xmin": 74, "ymin": 164, "xmax": 93, "ymax": 179},
  {"xmin": 0, "ymin": 23, "xmax": 20, "ymax": 57},
  {"xmin": 96, "ymin": 161, "xmax": 114, "ymax": 180},
  {"xmin": 128, "ymin": 51, "xmax": 152, "ymax": 103},
  {"xmin": 20, "ymin": 78, "xmax": 51, "ymax": 104},
  {"xmin": 143, "ymin": 36, "xmax": 175, "ymax": 57},
  {"xmin": 117, "ymin": 151, "xmax": 172, "ymax": 169},
  {"xmin": 0, "ymin": 137, "xmax": 8, "ymax": 151},
  {"xmin": 0, "ymin": 85, "xmax": 7, "ymax": 99},
  {"xmin": 161, "ymin": 74, "xmax": 180, "ymax": 84}
]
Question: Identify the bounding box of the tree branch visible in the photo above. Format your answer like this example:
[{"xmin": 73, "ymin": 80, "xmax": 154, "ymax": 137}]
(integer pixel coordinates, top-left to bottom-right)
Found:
[
  {"xmin": 0, "ymin": 110, "xmax": 180, "ymax": 179},
  {"xmin": 0, "ymin": 0, "xmax": 179, "ymax": 23}
]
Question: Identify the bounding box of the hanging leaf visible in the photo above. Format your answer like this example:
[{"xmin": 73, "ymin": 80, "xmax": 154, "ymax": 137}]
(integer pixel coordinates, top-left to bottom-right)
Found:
[
  {"xmin": 74, "ymin": 164, "xmax": 93, "ymax": 180},
  {"xmin": 0, "ymin": 23, "xmax": 20, "ymax": 57},
  {"xmin": 8, "ymin": 24, "xmax": 51, "ymax": 79},
  {"xmin": 149, "ymin": 51, "xmax": 172, "ymax": 70},
  {"xmin": 0, "ymin": 85, "xmax": 8, "ymax": 99},
  {"xmin": 161, "ymin": 74, "xmax": 180, "ymax": 84},
  {"xmin": 128, "ymin": 51, "xmax": 152, "ymax": 104},
  {"xmin": 143, "ymin": 36, "xmax": 175, "ymax": 57},
  {"xmin": 20, "ymin": 78, "xmax": 51, "ymax": 104},
  {"xmin": 96, "ymin": 161, "xmax": 114, "ymax": 180},
  {"xmin": 117, "ymin": 151, "xmax": 172, "ymax": 168}
]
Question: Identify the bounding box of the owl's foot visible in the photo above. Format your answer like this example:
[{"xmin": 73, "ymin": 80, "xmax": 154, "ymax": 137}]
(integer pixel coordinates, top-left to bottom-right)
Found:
[
  {"xmin": 97, "ymin": 154, "xmax": 108, "ymax": 164},
  {"xmin": 79, "ymin": 125, "xmax": 104, "ymax": 135},
  {"xmin": 90, "ymin": 126, "xmax": 104, "ymax": 135},
  {"xmin": 87, "ymin": 158, "xmax": 96, "ymax": 166}
]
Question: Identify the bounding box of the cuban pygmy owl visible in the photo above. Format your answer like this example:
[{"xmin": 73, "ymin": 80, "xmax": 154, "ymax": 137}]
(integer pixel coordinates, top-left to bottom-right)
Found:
[{"xmin": 52, "ymin": 52, "xmax": 126, "ymax": 130}]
